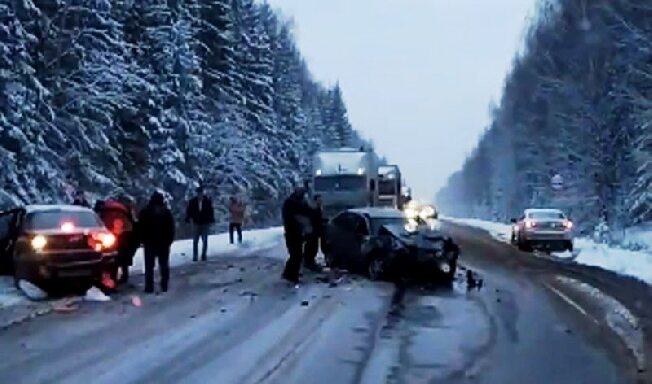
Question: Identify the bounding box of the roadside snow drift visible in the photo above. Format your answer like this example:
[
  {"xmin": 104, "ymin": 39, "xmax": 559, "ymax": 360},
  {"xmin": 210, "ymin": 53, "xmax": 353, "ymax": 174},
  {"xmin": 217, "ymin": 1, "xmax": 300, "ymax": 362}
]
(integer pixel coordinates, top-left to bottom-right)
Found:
[
  {"xmin": 445, "ymin": 217, "xmax": 652, "ymax": 285},
  {"xmin": 131, "ymin": 226, "xmax": 284, "ymax": 274}
]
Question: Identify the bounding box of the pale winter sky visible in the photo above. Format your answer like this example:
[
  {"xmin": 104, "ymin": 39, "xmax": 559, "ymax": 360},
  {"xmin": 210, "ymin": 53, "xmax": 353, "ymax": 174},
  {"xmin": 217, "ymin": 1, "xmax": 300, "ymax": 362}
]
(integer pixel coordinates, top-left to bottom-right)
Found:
[{"xmin": 266, "ymin": 0, "xmax": 537, "ymax": 200}]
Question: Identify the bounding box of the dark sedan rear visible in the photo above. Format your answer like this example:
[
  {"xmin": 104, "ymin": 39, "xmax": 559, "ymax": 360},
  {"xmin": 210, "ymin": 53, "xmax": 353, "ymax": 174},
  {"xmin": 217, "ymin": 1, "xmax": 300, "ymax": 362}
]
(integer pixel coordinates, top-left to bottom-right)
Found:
[{"xmin": 0, "ymin": 205, "xmax": 118, "ymax": 292}]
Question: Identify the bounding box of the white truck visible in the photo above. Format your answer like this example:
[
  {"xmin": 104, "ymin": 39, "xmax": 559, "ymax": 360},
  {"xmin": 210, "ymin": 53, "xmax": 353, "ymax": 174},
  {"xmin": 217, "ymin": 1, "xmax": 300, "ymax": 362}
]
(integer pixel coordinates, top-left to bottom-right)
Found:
[
  {"xmin": 311, "ymin": 147, "xmax": 379, "ymax": 219},
  {"xmin": 377, "ymin": 165, "xmax": 402, "ymax": 209}
]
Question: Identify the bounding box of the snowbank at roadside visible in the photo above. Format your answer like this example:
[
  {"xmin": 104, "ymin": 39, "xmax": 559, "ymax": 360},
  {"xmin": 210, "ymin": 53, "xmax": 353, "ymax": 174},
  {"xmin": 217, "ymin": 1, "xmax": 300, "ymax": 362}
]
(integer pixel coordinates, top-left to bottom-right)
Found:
[
  {"xmin": 0, "ymin": 278, "xmax": 27, "ymax": 309},
  {"xmin": 0, "ymin": 227, "xmax": 284, "ymax": 308},
  {"xmin": 445, "ymin": 217, "xmax": 652, "ymax": 285},
  {"xmin": 131, "ymin": 226, "xmax": 284, "ymax": 273}
]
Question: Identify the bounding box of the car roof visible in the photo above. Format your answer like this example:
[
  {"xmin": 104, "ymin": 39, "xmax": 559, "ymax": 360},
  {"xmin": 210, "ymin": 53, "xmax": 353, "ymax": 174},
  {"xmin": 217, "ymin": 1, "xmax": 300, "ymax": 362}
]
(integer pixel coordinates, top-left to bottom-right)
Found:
[
  {"xmin": 348, "ymin": 207, "xmax": 405, "ymax": 219},
  {"xmin": 24, "ymin": 204, "xmax": 95, "ymax": 214}
]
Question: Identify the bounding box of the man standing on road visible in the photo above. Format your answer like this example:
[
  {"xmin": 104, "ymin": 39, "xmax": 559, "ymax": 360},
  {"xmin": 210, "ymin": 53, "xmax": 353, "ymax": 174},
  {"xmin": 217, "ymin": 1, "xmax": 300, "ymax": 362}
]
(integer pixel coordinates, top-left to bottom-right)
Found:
[
  {"xmin": 303, "ymin": 194, "xmax": 324, "ymax": 272},
  {"xmin": 138, "ymin": 191, "xmax": 175, "ymax": 293},
  {"xmin": 281, "ymin": 187, "xmax": 312, "ymax": 283},
  {"xmin": 185, "ymin": 186, "xmax": 215, "ymax": 262},
  {"xmin": 228, "ymin": 196, "xmax": 246, "ymax": 244},
  {"xmin": 72, "ymin": 190, "xmax": 91, "ymax": 208}
]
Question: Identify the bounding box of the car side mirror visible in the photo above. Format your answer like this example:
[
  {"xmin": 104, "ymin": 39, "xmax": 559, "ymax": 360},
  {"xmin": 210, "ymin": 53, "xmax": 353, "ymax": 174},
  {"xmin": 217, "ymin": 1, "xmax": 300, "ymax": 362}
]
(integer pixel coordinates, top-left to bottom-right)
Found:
[{"xmin": 510, "ymin": 218, "xmax": 517, "ymax": 224}]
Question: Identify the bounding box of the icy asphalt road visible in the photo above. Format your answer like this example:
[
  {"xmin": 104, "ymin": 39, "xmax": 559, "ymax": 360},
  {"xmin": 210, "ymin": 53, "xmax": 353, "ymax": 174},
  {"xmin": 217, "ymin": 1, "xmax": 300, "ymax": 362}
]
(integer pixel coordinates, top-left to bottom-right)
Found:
[{"xmin": 0, "ymin": 223, "xmax": 638, "ymax": 384}]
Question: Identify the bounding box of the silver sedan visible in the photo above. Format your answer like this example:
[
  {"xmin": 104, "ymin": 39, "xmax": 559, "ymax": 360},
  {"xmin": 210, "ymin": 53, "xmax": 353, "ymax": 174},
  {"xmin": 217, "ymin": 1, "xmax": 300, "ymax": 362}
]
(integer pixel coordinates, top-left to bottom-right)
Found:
[{"xmin": 510, "ymin": 208, "xmax": 574, "ymax": 252}]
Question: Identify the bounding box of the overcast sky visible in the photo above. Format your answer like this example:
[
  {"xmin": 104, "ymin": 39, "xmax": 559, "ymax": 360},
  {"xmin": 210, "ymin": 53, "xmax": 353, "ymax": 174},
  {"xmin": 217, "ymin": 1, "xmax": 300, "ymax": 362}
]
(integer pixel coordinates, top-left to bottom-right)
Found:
[{"xmin": 266, "ymin": 0, "xmax": 537, "ymax": 200}]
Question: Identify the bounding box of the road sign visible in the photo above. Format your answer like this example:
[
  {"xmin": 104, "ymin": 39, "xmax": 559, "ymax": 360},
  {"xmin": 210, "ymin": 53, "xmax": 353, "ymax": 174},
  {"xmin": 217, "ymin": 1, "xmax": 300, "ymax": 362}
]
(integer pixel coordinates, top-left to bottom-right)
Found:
[{"xmin": 551, "ymin": 174, "xmax": 564, "ymax": 190}]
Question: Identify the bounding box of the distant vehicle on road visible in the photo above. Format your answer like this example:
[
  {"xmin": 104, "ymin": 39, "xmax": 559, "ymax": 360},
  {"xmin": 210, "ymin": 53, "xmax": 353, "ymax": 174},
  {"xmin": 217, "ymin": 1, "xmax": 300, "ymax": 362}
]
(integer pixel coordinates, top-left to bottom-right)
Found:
[
  {"xmin": 311, "ymin": 147, "xmax": 379, "ymax": 219},
  {"xmin": 324, "ymin": 207, "xmax": 459, "ymax": 283},
  {"xmin": 377, "ymin": 165, "xmax": 402, "ymax": 209},
  {"xmin": 510, "ymin": 208, "xmax": 574, "ymax": 252},
  {"xmin": 0, "ymin": 205, "xmax": 118, "ymax": 292}
]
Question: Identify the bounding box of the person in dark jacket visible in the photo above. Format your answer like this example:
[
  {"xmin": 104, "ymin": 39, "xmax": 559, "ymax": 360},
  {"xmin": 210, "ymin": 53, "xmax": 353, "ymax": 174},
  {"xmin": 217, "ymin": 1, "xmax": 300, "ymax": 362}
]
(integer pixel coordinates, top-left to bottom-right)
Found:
[
  {"xmin": 72, "ymin": 190, "xmax": 91, "ymax": 208},
  {"xmin": 303, "ymin": 194, "xmax": 324, "ymax": 272},
  {"xmin": 281, "ymin": 187, "xmax": 313, "ymax": 283},
  {"xmin": 185, "ymin": 186, "xmax": 215, "ymax": 262},
  {"xmin": 138, "ymin": 191, "xmax": 175, "ymax": 293}
]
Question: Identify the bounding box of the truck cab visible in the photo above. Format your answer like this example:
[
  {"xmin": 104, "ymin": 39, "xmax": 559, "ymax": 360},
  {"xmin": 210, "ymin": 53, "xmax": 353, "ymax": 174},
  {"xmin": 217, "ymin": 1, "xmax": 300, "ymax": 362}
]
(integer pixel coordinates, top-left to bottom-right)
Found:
[{"xmin": 312, "ymin": 148, "xmax": 379, "ymax": 219}]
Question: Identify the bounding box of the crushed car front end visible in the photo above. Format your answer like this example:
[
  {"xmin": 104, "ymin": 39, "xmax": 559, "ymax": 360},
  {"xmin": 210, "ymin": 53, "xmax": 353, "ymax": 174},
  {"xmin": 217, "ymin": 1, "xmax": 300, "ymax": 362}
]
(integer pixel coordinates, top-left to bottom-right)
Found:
[{"xmin": 367, "ymin": 224, "xmax": 460, "ymax": 283}]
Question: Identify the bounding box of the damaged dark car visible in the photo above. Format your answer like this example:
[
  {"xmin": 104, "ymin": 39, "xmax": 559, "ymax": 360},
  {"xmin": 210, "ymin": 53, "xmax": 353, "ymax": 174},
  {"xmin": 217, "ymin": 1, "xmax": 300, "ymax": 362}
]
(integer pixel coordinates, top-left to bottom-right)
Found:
[{"xmin": 324, "ymin": 208, "xmax": 459, "ymax": 284}]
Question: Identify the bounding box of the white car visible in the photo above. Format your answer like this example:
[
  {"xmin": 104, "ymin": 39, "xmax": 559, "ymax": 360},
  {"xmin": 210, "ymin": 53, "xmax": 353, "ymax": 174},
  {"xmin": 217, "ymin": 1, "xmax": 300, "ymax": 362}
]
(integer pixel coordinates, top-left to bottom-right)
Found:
[{"xmin": 510, "ymin": 208, "xmax": 574, "ymax": 252}]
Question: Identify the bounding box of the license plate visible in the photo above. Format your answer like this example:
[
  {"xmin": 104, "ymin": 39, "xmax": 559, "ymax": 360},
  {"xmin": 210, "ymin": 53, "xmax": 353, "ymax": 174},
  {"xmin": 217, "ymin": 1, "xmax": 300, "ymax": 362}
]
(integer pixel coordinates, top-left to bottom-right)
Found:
[
  {"xmin": 68, "ymin": 235, "xmax": 84, "ymax": 243},
  {"xmin": 58, "ymin": 269, "xmax": 92, "ymax": 278}
]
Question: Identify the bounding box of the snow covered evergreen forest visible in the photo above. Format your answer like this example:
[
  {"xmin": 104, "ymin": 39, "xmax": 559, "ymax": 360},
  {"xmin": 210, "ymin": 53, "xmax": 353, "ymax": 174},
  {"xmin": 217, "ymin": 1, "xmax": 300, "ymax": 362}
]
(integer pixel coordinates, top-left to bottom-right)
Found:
[
  {"xmin": 437, "ymin": 0, "xmax": 651, "ymax": 235},
  {"xmin": 0, "ymin": 0, "xmax": 362, "ymax": 224}
]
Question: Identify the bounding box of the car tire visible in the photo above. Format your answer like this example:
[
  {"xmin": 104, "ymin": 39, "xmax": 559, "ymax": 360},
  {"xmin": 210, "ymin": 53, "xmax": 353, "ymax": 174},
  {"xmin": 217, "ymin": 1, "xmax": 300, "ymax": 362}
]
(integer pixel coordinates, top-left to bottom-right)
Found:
[
  {"xmin": 565, "ymin": 241, "xmax": 573, "ymax": 252},
  {"xmin": 367, "ymin": 257, "xmax": 385, "ymax": 281},
  {"xmin": 518, "ymin": 239, "xmax": 532, "ymax": 252}
]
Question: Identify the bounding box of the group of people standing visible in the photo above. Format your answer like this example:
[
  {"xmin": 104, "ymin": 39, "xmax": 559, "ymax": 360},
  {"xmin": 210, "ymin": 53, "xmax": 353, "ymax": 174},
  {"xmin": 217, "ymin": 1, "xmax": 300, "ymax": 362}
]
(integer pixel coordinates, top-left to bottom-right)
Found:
[
  {"xmin": 76, "ymin": 182, "xmax": 330, "ymax": 290},
  {"xmin": 74, "ymin": 187, "xmax": 247, "ymax": 294},
  {"xmin": 281, "ymin": 185, "xmax": 325, "ymax": 284}
]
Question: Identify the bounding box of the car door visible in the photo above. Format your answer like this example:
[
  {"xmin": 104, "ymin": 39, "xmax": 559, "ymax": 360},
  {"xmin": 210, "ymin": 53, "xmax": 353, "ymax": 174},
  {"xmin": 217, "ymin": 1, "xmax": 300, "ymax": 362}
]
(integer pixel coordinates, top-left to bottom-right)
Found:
[
  {"xmin": 0, "ymin": 209, "xmax": 22, "ymax": 274},
  {"xmin": 350, "ymin": 214, "xmax": 371, "ymax": 270}
]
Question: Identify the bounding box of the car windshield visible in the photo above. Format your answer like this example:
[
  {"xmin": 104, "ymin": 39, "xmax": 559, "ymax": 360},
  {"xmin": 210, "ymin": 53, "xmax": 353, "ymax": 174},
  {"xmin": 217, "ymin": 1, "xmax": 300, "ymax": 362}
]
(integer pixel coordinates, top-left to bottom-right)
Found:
[
  {"xmin": 25, "ymin": 211, "xmax": 103, "ymax": 231},
  {"xmin": 314, "ymin": 175, "xmax": 366, "ymax": 191},
  {"xmin": 370, "ymin": 217, "xmax": 408, "ymax": 234},
  {"xmin": 528, "ymin": 211, "xmax": 565, "ymax": 220}
]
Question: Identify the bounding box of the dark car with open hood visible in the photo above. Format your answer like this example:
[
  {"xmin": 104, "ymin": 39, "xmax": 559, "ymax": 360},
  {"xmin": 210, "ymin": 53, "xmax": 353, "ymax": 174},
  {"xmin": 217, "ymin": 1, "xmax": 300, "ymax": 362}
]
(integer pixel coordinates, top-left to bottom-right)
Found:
[
  {"xmin": 324, "ymin": 207, "xmax": 459, "ymax": 283},
  {"xmin": 0, "ymin": 205, "xmax": 118, "ymax": 293}
]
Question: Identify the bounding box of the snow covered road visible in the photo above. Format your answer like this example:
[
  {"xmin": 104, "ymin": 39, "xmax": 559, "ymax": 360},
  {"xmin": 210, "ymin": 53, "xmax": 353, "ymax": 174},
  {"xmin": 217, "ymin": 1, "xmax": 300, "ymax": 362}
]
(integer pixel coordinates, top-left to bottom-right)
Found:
[{"xmin": 0, "ymin": 223, "xmax": 642, "ymax": 383}]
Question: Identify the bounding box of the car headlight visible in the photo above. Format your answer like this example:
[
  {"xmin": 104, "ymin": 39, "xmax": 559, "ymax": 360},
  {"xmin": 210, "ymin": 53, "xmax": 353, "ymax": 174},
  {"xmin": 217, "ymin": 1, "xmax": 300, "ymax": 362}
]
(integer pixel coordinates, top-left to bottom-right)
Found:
[
  {"xmin": 420, "ymin": 206, "xmax": 435, "ymax": 219},
  {"xmin": 405, "ymin": 220, "xmax": 418, "ymax": 233},
  {"xmin": 440, "ymin": 262, "xmax": 451, "ymax": 274},
  {"xmin": 404, "ymin": 208, "xmax": 417, "ymax": 219}
]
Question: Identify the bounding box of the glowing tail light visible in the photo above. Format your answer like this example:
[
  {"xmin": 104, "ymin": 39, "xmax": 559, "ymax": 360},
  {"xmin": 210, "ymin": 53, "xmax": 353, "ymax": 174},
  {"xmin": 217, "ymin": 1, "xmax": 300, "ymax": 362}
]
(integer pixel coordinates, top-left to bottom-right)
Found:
[
  {"xmin": 88, "ymin": 232, "xmax": 117, "ymax": 252},
  {"xmin": 101, "ymin": 232, "xmax": 116, "ymax": 248},
  {"xmin": 31, "ymin": 235, "xmax": 47, "ymax": 251}
]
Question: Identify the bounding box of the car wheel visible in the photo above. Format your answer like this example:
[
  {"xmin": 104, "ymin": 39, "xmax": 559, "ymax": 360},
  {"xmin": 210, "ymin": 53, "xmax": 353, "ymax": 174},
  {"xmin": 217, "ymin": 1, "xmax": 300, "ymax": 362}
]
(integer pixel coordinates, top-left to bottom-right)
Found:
[
  {"xmin": 510, "ymin": 232, "xmax": 516, "ymax": 244},
  {"xmin": 367, "ymin": 258, "xmax": 385, "ymax": 281},
  {"xmin": 565, "ymin": 241, "xmax": 573, "ymax": 252},
  {"xmin": 518, "ymin": 240, "xmax": 531, "ymax": 252}
]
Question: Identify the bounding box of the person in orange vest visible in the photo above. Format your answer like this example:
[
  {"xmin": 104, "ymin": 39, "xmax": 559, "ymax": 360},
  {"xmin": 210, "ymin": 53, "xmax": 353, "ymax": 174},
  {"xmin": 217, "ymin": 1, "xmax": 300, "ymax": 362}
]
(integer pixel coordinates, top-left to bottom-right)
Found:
[{"xmin": 228, "ymin": 196, "xmax": 246, "ymax": 244}]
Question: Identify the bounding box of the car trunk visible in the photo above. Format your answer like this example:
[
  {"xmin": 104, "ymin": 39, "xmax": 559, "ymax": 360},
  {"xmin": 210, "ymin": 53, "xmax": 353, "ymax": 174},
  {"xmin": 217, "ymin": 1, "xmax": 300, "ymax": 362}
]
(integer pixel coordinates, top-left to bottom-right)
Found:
[
  {"xmin": 35, "ymin": 231, "xmax": 104, "ymax": 263},
  {"xmin": 532, "ymin": 220, "xmax": 566, "ymax": 232}
]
